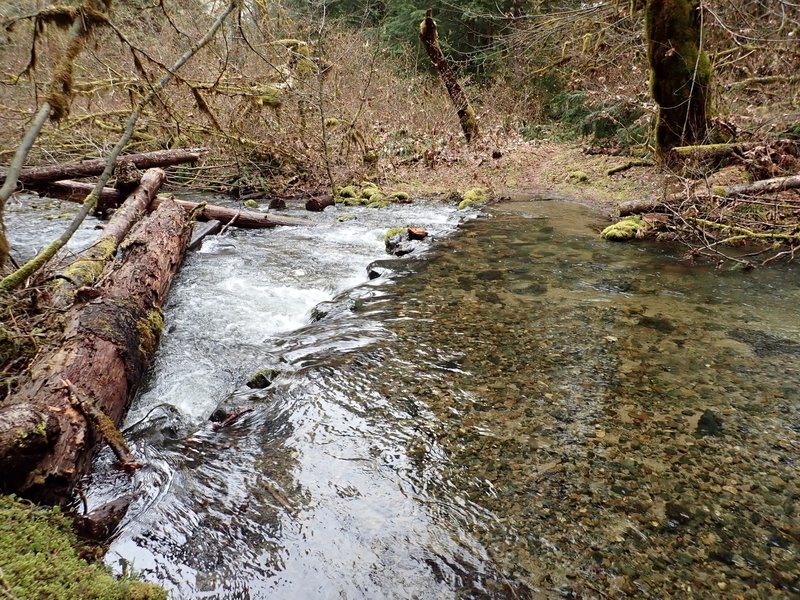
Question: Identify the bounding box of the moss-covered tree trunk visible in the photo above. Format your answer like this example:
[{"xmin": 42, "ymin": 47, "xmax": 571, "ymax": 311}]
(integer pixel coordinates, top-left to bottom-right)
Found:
[
  {"xmin": 419, "ymin": 9, "xmax": 479, "ymax": 143},
  {"xmin": 0, "ymin": 198, "xmax": 190, "ymax": 503},
  {"xmin": 645, "ymin": 0, "xmax": 711, "ymax": 154}
]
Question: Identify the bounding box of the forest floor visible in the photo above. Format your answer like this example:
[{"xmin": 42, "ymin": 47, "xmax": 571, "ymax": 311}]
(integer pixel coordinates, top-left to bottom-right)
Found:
[{"xmin": 386, "ymin": 139, "xmax": 665, "ymax": 216}]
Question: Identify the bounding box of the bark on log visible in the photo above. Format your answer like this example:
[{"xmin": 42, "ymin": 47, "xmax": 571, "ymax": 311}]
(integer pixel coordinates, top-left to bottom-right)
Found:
[
  {"xmin": 0, "ymin": 198, "xmax": 191, "ymax": 503},
  {"xmin": 3, "ymin": 148, "xmax": 206, "ymax": 186},
  {"xmin": 51, "ymin": 168, "xmax": 166, "ymax": 306},
  {"xmin": 305, "ymin": 194, "xmax": 334, "ymax": 212},
  {"xmin": 618, "ymin": 198, "xmax": 667, "ymax": 216},
  {"xmin": 419, "ymin": 9, "xmax": 478, "ymax": 143}
]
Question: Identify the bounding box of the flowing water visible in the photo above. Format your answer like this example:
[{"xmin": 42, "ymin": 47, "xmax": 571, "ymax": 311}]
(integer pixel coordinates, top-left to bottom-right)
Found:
[{"xmin": 7, "ymin": 196, "xmax": 800, "ymax": 598}]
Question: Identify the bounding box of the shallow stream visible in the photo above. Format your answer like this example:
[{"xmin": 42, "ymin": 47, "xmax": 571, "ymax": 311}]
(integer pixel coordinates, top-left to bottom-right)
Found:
[{"xmin": 7, "ymin": 196, "xmax": 800, "ymax": 598}]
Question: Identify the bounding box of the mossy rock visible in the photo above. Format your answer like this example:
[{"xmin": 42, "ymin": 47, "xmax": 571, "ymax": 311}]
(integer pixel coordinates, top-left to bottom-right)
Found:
[
  {"xmin": 367, "ymin": 198, "xmax": 390, "ymax": 209},
  {"xmin": 360, "ymin": 185, "xmax": 381, "ymax": 199},
  {"xmin": 324, "ymin": 117, "xmax": 339, "ymax": 128},
  {"xmin": 390, "ymin": 191, "xmax": 412, "ymax": 204},
  {"xmin": 458, "ymin": 188, "xmax": 489, "ymax": 210},
  {"xmin": 362, "ymin": 150, "xmax": 379, "ymax": 165},
  {"xmin": 0, "ymin": 495, "xmax": 166, "ymax": 599},
  {"xmin": 601, "ymin": 216, "xmax": 643, "ymax": 242},
  {"xmin": 336, "ymin": 185, "xmax": 359, "ymax": 199},
  {"xmin": 384, "ymin": 226, "xmax": 407, "ymax": 253},
  {"xmin": 567, "ymin": 171, "xmax": 590, "ymax": 184},
  {"xmin": 243, "ymin": 199, "xmax": 259, "ymax": 209},
  {"xmin": 337, "ymin": 214, "xmax": 356, "ymax": 222},
  {"xmin": 247, "ymin": 368, "xmax": 280, "ymax": 389}
]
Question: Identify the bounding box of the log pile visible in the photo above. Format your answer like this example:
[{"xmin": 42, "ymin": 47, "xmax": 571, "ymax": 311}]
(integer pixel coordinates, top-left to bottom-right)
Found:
[{"xmin": 0, "ymin": 150, "xmax": 311, "ymax": 504}]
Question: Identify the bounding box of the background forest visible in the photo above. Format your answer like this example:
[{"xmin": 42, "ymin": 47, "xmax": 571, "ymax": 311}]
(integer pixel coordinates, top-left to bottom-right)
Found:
[{"xmin": 1, "ymin": 0, "xmax": 797, "ymax": 197}]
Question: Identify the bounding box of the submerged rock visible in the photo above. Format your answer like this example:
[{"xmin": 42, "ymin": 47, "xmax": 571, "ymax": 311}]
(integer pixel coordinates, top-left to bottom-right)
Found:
[
  {"xmin": 696, "ymin": 409, "xmax": 724, "ymax": 436},
  {"xmin": 247, "ymin": 368, "xmax": 280, "ymax": 389}
]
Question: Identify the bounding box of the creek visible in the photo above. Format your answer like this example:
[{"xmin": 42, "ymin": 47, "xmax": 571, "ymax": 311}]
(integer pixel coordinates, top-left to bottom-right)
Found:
[{"xmin": 7, "ymin": 195, "xmax": 800, "ymax": 599}]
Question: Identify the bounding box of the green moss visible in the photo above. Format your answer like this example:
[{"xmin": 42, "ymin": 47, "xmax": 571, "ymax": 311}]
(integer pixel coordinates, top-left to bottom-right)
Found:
[
  {"xmin": 366, "ymin": 197, "xmax": 390, "ymax": 209},
  {"xmin": 390, "ymin": 191, "xmax": 411, "ymax": 204},
  {"xmin": 137, "ymin": 308, "xmax": 164, "ymax": 359},
  {"xmin": 56, "ymin": 235, "xmax": 118, "ymax": 295},
  {"xmin": 601, "ymin": 216, "xmax": 643, "ymax": 241},
  {"xmin": 458, "ymin": 188, "xmax": 489, "ymax": 210},
  {"xmin": 336, "ymin": 185, "xmax": 359, "ymax": 198},
  {"xmin": 711, "ymin": 185, "xmax": 727, "ymax": 197},
  {"xmin": 337, "ymin": 214, "xmax": 356, "ymax": 222},
  {"xmin": 384, "ymin": 226, "xmax": 407, "ymax": 252},
  {"xmin": 0, "ymin": 495, "xmax": 166, "ymax": 599},
  {"xmin": 256, "ymin": 86, "xmax": 283, "ymax": 108},
  {"xmin": 362, "ymin": 150, "xmax": 379, "ymax": 165},
  {"xmin": 324, "ymin": 117, "xmax": 339, "ymax": 128},
  {"xmin": 460, "ymin": 105, "xmax": 479, "ymax": 143},
  {"xmin": 243, "ymin": 199, "xmax": 259, "ymax": 209},
  {"xmin": 567, "ymin": 171, "xmax": 590, "ymax": 184},
  {"xmin": 360, "ymin": 185, "xmax": 381, "ymax": 199}
]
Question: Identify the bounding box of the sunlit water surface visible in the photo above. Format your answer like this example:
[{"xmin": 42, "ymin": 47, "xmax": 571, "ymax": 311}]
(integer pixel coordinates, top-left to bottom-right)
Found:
[{"xmin": 9, "ymin": 196, "xmax": 799, "ymax": 598}]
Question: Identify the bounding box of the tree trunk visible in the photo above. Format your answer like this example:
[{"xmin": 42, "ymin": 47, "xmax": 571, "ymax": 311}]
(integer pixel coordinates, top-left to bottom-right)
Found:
[
  {"xmin": 645, "ymin": 0, "xmax": 711, "ymax": 155},
  {"xmin": 51, "ymin": 168, "xmax": 166, "ymax": 306},
  {"xmin": 419, "ymin": 9, "xmax": 479, "ymax": 143},
  {"xmin": 0, "ymin": 198, "xmax": 191, "ymax": 503},
  {"xmin": 2, "ymin": 148, "xmax": 206, "ymax": 187}
]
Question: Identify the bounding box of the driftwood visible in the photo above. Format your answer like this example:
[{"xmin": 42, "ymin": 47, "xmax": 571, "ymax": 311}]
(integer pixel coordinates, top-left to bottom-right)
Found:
[
  {"xmin": 0, "ymin": 198, "xmax": 191, "ymax": 503},
  {"xmin": 51, "ymin": 168, "xmax": 166, "ymax": 305},
  {"xmin": 3, "ymin": 148, "xmax": 206, "ymax": 187},
  {"xmin": 618, "ymin": 174, "xmax": 800, "ymax": 216}
]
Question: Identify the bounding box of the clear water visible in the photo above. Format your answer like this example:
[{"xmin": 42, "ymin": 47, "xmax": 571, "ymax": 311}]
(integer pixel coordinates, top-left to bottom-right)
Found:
[{"xmin": 9, "ymin": 196, "xmax": 800, "ymax": 598}]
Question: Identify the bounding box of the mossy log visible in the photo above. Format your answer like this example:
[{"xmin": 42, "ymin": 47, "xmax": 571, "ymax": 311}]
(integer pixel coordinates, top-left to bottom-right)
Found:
[
  {"xmin": 419, "ymin": 9, "xmax": 478, "ymax": 143},
  {"xmin": 1, "ymin": 148, "xmax": 206, "ymax": 187},
  {"xmin": 645, "ymin": 0, "xmax": 711, "ymax": 154},
  {"xmin": 51, "ymin": 168, "xmax": 166, "ymax": 306},
  {"xmin": 0, "ymin": 198, "xmax": 191, "ymax": 503}
]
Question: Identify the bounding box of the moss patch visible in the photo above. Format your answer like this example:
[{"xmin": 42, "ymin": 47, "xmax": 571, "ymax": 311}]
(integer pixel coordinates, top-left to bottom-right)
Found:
[
  {"xmin": 458, "ymin": 188, "xmax": 489, "ymax": 210},
  {"xmin": 601, "ymin": 216, "xmax": 643, "ymax": 241},
  {"xmin": 0, "ymin": 495, "xmax": 166, "ymax": 599},
  {"xmin": 567, "ymin": 170, "xmax": 590, "ymax": 184}
]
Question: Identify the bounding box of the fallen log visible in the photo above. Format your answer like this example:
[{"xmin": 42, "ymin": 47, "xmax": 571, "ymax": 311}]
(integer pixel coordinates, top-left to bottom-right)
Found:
[
  {"xmin": 618, "ymin": 198, "xmax": 667, "ymax": 216},
  {"xmin": 155, "ymin": 196, "xmax": 315, "ymax": 228},
  {"xmin": 29, "ymin": 180, "xmax": 314, "ymax": 228},
  {"xmin": 0, "ymin": 198, "xmax": 191, "ymax": 503},
  {"xmin": 52, "ymin": 168, "xmax": 166, "ymax": 305},
  {"xmin": 32, "ymin": 180, "xmax": 123, "ymax": 213},
  {"xmin": 3, "ymin": 148, "xmax": 206, "ymax": 187},
  {"xmin": 618, "ymin": 174, "xmax": 800, "ymax": 216}
]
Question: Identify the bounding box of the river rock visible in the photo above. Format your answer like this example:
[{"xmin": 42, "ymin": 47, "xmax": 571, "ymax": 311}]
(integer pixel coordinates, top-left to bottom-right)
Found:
[{"xmin": 696, "ymin": 409, "xmax": 723, "ymax": 436}]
